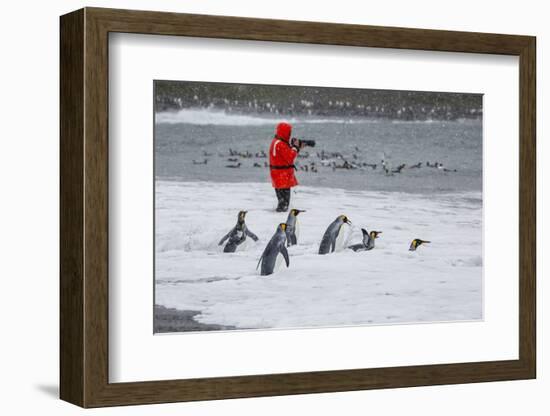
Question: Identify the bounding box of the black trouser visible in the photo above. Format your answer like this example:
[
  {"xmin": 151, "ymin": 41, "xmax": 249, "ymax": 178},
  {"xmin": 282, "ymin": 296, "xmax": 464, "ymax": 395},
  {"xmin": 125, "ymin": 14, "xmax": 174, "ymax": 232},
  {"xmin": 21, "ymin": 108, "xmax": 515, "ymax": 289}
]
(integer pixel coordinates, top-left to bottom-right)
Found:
[{"xmin": 274, "ymin": 188, "xmax": 291, "ymax": 211}]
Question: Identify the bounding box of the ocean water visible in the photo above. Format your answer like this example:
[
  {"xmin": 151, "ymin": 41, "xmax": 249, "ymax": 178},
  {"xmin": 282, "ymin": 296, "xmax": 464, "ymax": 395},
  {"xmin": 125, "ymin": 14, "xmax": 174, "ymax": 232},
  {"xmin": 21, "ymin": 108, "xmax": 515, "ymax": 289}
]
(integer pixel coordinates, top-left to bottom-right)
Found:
[{"xmin": 154, "ymin": 109, "xmax": 482, "ymax": 194}]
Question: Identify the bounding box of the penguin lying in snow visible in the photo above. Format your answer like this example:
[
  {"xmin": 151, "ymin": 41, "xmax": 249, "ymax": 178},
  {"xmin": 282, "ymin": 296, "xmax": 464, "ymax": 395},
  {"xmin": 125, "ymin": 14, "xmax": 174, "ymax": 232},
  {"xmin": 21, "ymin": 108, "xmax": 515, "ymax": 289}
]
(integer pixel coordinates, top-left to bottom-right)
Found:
[
  {"xmin": 218, "ymin": 211, "xmax": 259, "ymax": 253},
  {"xmin": 318, "ymin": 215, "xmax": 352, "ymax": 255},
  {"xmin": 285, "ymin": 209, "xmax": 305, "ymax": 246},
  {"xmin": 409, "ymin": 238, "xmax": 430, "ymax": 251},
  {"xmin": 348, "ymin": 229, "xmax": 382, "ymax": 252},
  {"xmin": 257, "ymin": 223, "xmax": 289, "ymax": 276}
]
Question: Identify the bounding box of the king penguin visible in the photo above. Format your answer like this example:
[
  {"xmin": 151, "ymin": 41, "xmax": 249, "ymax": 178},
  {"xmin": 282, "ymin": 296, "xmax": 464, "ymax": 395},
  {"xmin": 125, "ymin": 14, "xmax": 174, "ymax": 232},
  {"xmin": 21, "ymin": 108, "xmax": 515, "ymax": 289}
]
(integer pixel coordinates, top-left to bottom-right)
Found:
[
  {"xmin": 318, "ymin": 215, "xmax": 352, "ymax": 255},
  {"xmin": 257, "ymin": 223, "xmax": 290, "ymax": 276},
  {"xmin": 409, "ymin": 238, "xmax": 430, "ymax": 251},
  {"xmin": 218, "ymin": 210, "xmax": 259, "ymax": 253},
  {"xmin": 348, "ymin": 229, "xmax": 382, "ymax": 252},
  {"xmin": 285, "ymin": 209, "xmax": 305, "ymax": 247}
]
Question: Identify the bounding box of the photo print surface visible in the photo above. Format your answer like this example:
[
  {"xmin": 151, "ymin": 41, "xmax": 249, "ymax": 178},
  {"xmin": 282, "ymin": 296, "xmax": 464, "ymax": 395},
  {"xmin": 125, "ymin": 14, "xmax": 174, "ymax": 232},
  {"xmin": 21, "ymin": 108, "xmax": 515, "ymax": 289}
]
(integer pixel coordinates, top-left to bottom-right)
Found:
[{"xmin": 154, "ymin": 80, "xmax": 483, "ymax": 333}]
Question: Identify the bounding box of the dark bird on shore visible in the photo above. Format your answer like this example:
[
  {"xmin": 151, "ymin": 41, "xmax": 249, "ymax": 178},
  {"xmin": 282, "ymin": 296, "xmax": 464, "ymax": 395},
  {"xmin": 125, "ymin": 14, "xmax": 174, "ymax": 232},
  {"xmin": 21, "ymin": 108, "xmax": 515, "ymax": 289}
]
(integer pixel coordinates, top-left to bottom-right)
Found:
[
  {"xmin": 202, "ymin": 151, "xmax": 213, "ymax": 157},
  {"xmin": 410, "ymin": 162, "xmax": 422, "ymax": 169},
  {"xmin": 392, "ymin": 163, "xmax": 406, "ymax": 173},
  {"xmin": 333, "ymin": 160, "xmax": 355, "ymax": 170},
  {"xmin": 225, "ymin": 162, "xmax": 241, "ymax": 168},
  {"xmin": 409, "ymin": 238, "xmax": 430, "ymax": 251},
  {"xmin": 255, "ymin": 150, "xmax": 267, "ymax": 158},
  {"xmin": 253, "ymin": 162, "xmax": 262, "ymax": 168},
  {"xmin": 227, "ymin": 158, "xmax": 239, "ymax": 162},
  {"xmin": 443, "ymin": 168, "xmax": 458, "ymax": 172},
  {"xmin": 192, "ymin": 159, "xmax": 208, "ymax": 165},
  {"xmin": 427, "ymin": 161, "xmax": 443, "ymax": 168}
]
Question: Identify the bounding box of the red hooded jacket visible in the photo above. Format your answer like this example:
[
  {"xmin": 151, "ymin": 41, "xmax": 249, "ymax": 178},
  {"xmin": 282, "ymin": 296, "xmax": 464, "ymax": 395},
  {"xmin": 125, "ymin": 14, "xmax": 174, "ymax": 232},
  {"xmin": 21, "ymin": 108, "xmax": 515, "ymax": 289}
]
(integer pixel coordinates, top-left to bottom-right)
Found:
[{"xmin": 269, "ymin": 122, "xmax": 299, "ymax": 189}]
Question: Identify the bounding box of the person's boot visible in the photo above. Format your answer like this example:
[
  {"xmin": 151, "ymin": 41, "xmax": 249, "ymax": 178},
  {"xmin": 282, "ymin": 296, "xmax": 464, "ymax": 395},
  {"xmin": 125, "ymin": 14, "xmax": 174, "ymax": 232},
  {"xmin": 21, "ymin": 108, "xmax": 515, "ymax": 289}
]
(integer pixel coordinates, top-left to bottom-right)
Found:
[{"xmin": 277, "ymin": 189, "xmax": 290, "ymax": 212}]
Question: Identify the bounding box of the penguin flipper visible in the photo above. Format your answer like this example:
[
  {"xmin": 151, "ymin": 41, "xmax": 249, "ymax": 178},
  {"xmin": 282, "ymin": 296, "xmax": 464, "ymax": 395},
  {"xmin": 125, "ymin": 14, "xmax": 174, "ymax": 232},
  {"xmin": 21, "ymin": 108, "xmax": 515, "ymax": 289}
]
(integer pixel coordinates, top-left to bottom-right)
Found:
[
  {"xmin": 246, "ymin": 229, "xmax": 259, "ymax": 242},
  {"xmin": 218, "ymin": 229, "xmax": 232, "ymax": 245},
  {"xmin": 331, "ymin": 239, "xmax": 336, "ymax": 253},
  {"xmin": 281, "ymin": 245, "xmax": 290, "ymax": 267}
]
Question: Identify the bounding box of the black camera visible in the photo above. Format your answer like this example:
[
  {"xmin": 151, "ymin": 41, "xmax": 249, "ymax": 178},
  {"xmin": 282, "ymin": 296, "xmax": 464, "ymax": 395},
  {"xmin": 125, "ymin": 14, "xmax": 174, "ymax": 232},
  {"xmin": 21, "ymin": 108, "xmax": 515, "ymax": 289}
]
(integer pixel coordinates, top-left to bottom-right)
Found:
[{"xmin": 292, "ymin": 138, "xmax": 316, "ymax": 148}]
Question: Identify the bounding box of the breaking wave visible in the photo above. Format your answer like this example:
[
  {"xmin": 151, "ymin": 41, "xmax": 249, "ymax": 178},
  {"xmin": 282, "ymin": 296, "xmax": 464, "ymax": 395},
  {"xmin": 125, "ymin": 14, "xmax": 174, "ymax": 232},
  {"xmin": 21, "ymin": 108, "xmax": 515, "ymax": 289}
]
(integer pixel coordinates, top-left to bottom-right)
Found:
[{"xmin": 155, "ymin": 108, "xmax": 377, "ymax": 126}]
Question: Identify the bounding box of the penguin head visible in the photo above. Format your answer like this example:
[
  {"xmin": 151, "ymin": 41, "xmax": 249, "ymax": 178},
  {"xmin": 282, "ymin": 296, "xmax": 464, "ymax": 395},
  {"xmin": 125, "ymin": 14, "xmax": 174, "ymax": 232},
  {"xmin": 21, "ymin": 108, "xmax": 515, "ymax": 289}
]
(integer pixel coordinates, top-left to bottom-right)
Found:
[
  {"xmin": 370, "ymin": 231, "xmax": 382, "ymax": 239},
  {"xmin": 237, "ymin": 210, "xmax": 248, "ymax": 223},
  {"xmin": 409, "ymin": 238, "xmax": 430, "ymax": 251},
  {"xmin": 278, "ymin": 223, "xmax": 287, "ymax": 232},
  {"xmin": 291, "ymin": 209, "xmax": 306, "ymax": 216},
  {"xmin": 339, "ymin": 215, "xmax": 352, "ymax": 225}
]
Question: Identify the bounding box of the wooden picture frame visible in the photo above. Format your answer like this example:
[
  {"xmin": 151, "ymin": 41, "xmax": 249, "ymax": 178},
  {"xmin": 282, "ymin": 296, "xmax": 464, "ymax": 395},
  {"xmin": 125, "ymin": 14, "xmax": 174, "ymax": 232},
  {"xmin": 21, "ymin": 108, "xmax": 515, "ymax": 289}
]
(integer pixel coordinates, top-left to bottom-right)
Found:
[{"xmin": 60, "ymin": 7, "xmax": 536, "ymax": 408}]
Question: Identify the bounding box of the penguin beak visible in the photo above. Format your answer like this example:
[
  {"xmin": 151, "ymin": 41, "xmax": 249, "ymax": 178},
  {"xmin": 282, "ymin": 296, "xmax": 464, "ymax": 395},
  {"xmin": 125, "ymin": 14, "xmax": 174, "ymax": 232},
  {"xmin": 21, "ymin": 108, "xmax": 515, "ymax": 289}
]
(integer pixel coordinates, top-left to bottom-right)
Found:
[{"xmin": 422, "ymin": 240, "xmax": 430, "ymax": 244}]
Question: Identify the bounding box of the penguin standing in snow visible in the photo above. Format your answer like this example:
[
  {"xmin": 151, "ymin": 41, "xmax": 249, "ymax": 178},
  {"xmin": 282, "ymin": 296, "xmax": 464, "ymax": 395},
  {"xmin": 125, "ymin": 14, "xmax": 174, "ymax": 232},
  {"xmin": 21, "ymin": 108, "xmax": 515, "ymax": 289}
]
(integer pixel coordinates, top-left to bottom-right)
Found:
[
  {"xmin": 348, "ymin": 229, "xmax": 382, "ymax": 252},
  {"xmin": 257, "ymin": 223, "xmax": 290, "ymax": 276},
  {"xmin": 318, "ymin": 215, "xmax": 352, "ymax": 255},
  {"xmin": 409, "ymin": 238, "xmax": 430, "ymax": 251},
  {"xmin": 218, "ymin": 211, "xmax": 259, "ymax": 253},
  {"xmin": 285, "ymin": 209, "xmax": 305, "ymax": 246}
]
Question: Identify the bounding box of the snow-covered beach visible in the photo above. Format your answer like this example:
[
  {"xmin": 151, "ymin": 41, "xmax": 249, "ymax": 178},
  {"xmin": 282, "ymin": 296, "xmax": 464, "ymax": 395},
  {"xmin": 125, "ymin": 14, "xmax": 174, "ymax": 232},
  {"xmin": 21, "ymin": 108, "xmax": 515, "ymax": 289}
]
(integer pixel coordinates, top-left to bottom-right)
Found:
[{"xmin": 155, "ymin": 180, "xmax": 482, "ymax": 331}]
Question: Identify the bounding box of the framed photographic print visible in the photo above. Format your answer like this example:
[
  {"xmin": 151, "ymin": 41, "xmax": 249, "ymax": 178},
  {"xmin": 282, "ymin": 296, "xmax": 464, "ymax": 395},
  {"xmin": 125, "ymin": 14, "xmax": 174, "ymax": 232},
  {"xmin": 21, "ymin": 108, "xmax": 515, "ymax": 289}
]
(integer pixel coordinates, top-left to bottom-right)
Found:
[{"xmin": 60, "ymin": 7, "xmax": 536, "ymax": 408}]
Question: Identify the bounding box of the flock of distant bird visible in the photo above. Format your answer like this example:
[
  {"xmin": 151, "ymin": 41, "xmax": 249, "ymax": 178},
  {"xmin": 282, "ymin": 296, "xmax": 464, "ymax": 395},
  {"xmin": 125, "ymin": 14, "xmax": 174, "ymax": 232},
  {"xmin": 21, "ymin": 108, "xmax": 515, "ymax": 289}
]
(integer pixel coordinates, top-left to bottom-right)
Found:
[
  {"xmin": 193, "ymin": 146, "xmax": 457, "ymax": 175},
  {"xmin": 219, "ymin": 210, "xmax": 430, "ymax": 276}
]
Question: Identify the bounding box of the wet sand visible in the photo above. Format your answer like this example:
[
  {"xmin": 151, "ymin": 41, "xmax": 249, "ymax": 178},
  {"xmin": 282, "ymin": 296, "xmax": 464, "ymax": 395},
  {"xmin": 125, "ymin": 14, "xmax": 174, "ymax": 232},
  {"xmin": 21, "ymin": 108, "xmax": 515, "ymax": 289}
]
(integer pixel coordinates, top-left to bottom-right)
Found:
[{"xmin": 154, "ymin": 305, "xmax": 236, "ymax": 333}]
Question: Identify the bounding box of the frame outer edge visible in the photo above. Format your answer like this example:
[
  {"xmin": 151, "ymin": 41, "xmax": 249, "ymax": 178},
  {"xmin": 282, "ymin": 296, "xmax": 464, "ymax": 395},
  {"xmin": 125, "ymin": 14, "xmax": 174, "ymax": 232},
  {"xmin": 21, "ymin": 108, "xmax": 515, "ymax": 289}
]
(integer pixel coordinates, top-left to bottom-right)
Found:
[
  {"xmin": 62, "ymin": 7, "xmax": 537, "ymax": 407},
  {"xmin": 83, "ymin": 6, "xmax": 111, "ymax": 408},
  {"xmin": 60, "ymin": 8, "xmax": 86, "ymax": 407},
  {"xmin": 519, "ymin": 37, "xmax": 536, "ymax": 377}
]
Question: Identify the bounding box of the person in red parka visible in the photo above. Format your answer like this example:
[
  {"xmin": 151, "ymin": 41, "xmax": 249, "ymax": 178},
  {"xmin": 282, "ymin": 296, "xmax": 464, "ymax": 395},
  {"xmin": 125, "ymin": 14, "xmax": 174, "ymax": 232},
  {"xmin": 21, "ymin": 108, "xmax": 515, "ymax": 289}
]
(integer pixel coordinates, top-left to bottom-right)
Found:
[{"xmin": 269, "ymin": 122, "xmax": 304, "ymax": 212}]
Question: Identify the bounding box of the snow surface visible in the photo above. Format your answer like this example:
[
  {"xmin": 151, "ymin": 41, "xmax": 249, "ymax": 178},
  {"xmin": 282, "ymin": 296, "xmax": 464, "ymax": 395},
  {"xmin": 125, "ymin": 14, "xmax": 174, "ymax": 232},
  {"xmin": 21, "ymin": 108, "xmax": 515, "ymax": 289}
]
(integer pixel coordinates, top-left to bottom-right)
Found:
[{"xmin": 155, "ymin": 181, "xmax": 482, "ymax": 331}]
